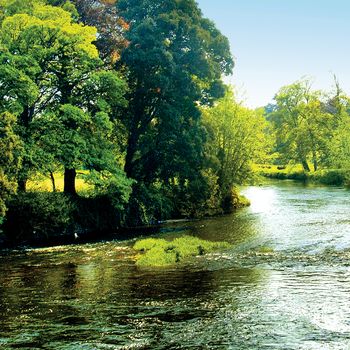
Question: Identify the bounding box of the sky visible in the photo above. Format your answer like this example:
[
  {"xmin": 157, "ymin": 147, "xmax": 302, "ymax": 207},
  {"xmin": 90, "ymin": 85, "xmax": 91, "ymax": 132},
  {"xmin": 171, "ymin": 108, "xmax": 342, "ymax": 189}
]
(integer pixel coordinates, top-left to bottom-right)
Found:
[{"xmin": 196, "ymin": 0, "xmax": 350, "ymax": 108}]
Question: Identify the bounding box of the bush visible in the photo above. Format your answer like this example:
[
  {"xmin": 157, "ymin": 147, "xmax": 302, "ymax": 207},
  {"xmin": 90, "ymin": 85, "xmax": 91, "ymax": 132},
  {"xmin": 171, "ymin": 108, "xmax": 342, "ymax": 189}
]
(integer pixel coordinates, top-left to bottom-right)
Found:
[
  {"xmin": 125, "ymin": 183, "xmax": 175, "ymax": 226},
  {"xmin": 73, "ymin": 195, "xmax": 124, "ymax": 233},
  {"xmin": 1, "ymin": 190, "xmax": 129, "ymax": 246},
  {"xmin": 257, "ymin": 164, "xmax": 350, "ymax": 186},
  {"xmin": 308, "ymin": 169, "xmax": 350, "ymax": 186},
  {"xmin": 3, "ymin": 192, "xmax": 75, "ymax": 242},
  {"xmin": 174, "ymin": 169, "xmax": 222, "ymax": 218},
  {"xmin": 221, "ymin": 187, "xmax": 250, "ymax": 213}
]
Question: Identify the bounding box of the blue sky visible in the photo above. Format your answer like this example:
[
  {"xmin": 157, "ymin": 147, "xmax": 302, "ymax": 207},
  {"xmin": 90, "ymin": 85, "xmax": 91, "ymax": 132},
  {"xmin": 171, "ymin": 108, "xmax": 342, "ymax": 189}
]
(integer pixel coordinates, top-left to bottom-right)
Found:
[{"xmin": 196, "ymin": 0, "xmax": 350, "ymax": 107}]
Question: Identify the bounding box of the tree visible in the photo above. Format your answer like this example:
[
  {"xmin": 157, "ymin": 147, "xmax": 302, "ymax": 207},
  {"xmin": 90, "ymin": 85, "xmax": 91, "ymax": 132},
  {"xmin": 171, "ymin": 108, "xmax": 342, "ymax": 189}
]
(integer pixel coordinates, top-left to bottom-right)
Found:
[
  {"xmin": 0, "ymin": 112, "xmax": 22, "ymax": 223},
  {"xmin": 47, "ymin": 0, "xmax": 128, "ymax": 63},
  {"xmin": 328, "ymin": 118, "xmax": 350, "ymax": 169},
  {"xmin": 203, "ymin": 89, "xmax": 267, "ymax": 207},
  {"xmin": 324, "ymin": 78, "xmax": 350, "ymax": 169},
  {"xmin": 31, "ymin": 100, "xmax": 129, "ymax": 195},
  {"xmin": 268, "ymin": 79, "xmax": 332, "ymax": 171},
  {"xmin": 0, "ymin": 0, "xmax": 128, "ymax": 194},
  {"xmin": 116, "ymin": 0, "xmax": 234, "ymax": 184}
]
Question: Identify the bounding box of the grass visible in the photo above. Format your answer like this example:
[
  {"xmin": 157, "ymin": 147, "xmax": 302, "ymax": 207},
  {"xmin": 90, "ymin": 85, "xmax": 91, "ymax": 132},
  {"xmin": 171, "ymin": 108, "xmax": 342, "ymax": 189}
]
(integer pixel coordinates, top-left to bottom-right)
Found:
[
  {"xmin": 253, "ymin": 163, "xmax": 307, "ymax": 180},
  {"xmin": 256, "ymin": 246, "xmax": 274, "ymax": 253},
  {"xmin": 133, "ymin": 236, "xmax": 231, "ymax": 267},
  {"xmin": 27, "ymin": 171, "xmax": 92, "ymax": 193},
  {"xmin": 254, "ymin": 164, "xmax": 350, "ymax": 186}
]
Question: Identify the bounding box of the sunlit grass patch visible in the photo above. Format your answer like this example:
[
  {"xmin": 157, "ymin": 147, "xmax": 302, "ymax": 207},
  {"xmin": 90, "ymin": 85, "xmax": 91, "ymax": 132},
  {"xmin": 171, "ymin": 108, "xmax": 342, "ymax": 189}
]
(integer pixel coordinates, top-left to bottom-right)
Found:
[
  {"xmin": 134, "ymin": 236, "xmax": 231, "ymax": 267},
  {"xmin": 253, "ymin": 164, "xmax": 350, "ymax": 186},
  {"xmin": 235, "ymin": 194, "xmax": 251, "ymax": 207},
  {"xmin": 27, "ymin": 171, "xmax": 93, "ymax": 193},
  {"xmin": 133, "ymin": 238, "xmax": 168, "ymax": 251},
  {"xmin": 255, "ymin": 246, "xmax": 274, "ymax": 253}
]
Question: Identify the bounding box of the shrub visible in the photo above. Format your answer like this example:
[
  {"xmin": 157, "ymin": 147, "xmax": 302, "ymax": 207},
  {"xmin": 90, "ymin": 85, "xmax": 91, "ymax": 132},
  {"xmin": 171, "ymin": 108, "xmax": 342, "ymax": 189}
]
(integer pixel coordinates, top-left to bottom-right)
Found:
[
  {"xmin": 309, "ymin": 169, "xmax": 350, "ymax": 186},
  {"xmin": 221, "ymin": 187, "xmax": 250, "ymax": 213},
  {"xmin": 73, "ymin": 195, "xmax": 124, "ymax": 233},
  {"xmin": 2, "ymin": 191, "xmax": 128, "ymax": 245},
  {"xmin": 126, "ymin": 183, "xmax": 175, "ymax": 226},
  {"xmin": 3, "ymin": 192, "xmax": 75, "ymax": 242}
]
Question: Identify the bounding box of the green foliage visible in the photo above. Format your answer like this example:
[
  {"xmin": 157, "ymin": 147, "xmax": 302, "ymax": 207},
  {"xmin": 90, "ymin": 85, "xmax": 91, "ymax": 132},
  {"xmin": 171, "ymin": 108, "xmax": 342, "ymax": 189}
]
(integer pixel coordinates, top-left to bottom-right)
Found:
[
  {"xmin": 72, "ymin": 194, "xmax": 125, "ymax": 234},
  {"xmin": 267, "ymin": 79, "xmax": 335, "ymax": 172},
  {"xmin": 82, "ymin": 169, "xmax": 134, "ymax": 211},
  {"xmin": 133, "ymin": 238, "xmax": 168, "ymax": 251},
  {"xmin": 0, "ymin": 0, "xmax": 258, "ymax": 240},
  {"xmin": 0, "ymin": 56, "xmax": 39, "ymax": 115},
  {"xmin": 134, "ymin": 236, "xmax": 231, "ymax": 267},
  {"xmin": 327, "ymin": 117, "xmax": 350, "ymax": 169},
  {"xmin": 263, "ymin": 77, "xmax": 350, "ymax": 184},
  {"xmin": 231, "ymin": 189, "xmax": 251, "ymax": 209},
  {"xmin": 0, "ymin": 112, "xmax": 22, "ymax": 222},
  {"xmin": 0, "ymin": 0, "xmax": 128, "ymax": 194},
  {"xmin": 126, "ymin": 183, "xmax": 175, "ymax": 226},
  {"xmin": 256, "ymin": 164, "xmax": 349, "ymax": 186},
  {"xmin": 203, "ymin": 88, "xmax": 268, "ymax": 185},
  {"xmin": 3, "ymin": 192, "xmax": 75, "ymax": 241},
  {"xmin": 256, "ymin": 165, "xmax": 308, "ymax": 181},
  {"xmin": 308, "ymin": 169, "xmax": 350, "ymax": 186},
  {"xmin": 202, "ymin": 88, "xmax": 266, "ymax": 212},
  {"xmin": 173, "ymin": 169, "xmax": 222, "ymax": 218},
  {"xmin": 116, "ymin": 0, "xmax": 233, "ymax": 184}
]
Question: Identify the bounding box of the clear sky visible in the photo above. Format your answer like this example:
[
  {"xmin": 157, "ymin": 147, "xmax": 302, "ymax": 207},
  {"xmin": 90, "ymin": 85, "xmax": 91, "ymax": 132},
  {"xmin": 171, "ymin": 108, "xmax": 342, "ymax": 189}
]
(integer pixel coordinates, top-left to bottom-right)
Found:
[{"xmin": 196, "ymin": 0, "xmax": 350, "ymax": 108}]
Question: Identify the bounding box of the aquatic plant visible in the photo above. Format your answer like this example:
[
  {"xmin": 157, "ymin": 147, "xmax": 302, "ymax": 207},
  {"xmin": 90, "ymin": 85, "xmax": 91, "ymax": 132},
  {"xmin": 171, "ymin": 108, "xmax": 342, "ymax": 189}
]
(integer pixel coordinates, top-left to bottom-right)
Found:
[
  {"xmin": 256, "ymin": 246, "xmax": 275, "ymax": 253},
  {"xmin": 134, "ymin": 236, "xmax": 231, "ymax": 267}
]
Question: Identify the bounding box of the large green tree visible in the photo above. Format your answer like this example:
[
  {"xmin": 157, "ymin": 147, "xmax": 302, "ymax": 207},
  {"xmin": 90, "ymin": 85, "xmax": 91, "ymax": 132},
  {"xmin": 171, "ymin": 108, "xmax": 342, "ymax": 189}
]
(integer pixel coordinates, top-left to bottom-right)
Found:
[
  {"xmin": 268, "ymin": 79, "xmax": 333, "ymax": 171},
  {"xmin": 47, "ymin": 0, "xmax": 128, "ymax": 63},
  {"xmin": 0, "ymin": 0, "xmax": 128, "ymax": 194},
  {"xmin": 116, "ymin": 0, "xmax": 234, "ymax": 184},
  {"xmin": 324, "ymin": 79, "xmax": 350, "ymax": 169},
  {"xmin": 203, "ymin": 89, "xmax": 267, "ymax": 207}
]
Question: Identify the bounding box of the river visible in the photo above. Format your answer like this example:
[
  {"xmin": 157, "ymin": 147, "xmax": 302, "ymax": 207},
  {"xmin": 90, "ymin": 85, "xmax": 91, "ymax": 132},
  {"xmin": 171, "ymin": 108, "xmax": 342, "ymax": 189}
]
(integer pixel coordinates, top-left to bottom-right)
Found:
[{"xmin": 1, "ymin": 181, "xmax": 350, "ymax": 349}]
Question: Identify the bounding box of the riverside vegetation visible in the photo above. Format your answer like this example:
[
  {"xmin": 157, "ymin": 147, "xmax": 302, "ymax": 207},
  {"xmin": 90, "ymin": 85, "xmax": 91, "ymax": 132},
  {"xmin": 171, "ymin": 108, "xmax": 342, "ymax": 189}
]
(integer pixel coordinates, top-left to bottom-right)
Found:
[
  {"xmin": 259, "ymin": 77, "xmax": 350, "ymax": 186},
  {"xmin": 0, "ymin": 0, "xmax": 264, "ymax": 246},
  {"xmin": 1, "ymin": 1, "xmax": 350, "ymax": 248},
  {"xmin": 133, "ymin": 236, "xmax": 231, "ymax": 267}
]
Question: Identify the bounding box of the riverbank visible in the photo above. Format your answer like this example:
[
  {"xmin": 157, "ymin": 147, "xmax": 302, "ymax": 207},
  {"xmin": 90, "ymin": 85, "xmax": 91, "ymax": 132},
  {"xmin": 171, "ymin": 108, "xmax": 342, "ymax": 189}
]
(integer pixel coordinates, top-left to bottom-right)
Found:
[
  {"xmin": 255, "ymin": 164, "xmax": 350, "ymax": 186},
  {"xmin": 0, "ymin": 189, "xmax": 250, "ymax": 249}
]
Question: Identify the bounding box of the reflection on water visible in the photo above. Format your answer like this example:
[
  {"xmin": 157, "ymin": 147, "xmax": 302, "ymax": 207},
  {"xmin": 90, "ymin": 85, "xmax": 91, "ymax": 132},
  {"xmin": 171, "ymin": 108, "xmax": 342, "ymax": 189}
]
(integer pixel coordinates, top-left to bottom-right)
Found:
[{"xmin": 1, "ymin": 180, "xmax": 350, "ymax": 349}]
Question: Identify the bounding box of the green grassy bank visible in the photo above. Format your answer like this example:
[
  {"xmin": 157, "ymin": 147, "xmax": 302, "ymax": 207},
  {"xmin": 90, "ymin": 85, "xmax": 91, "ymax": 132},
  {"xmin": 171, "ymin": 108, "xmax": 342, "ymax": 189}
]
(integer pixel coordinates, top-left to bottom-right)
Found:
[{"xmin": 255, "ymin": 164, "xmax": 350, "ymax": 187}]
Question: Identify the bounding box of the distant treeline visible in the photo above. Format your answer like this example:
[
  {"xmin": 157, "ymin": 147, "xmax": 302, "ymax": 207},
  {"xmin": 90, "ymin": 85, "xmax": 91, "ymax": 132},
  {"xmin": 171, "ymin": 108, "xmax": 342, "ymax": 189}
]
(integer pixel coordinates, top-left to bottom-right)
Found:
[{"xmin": 263, "ymin": 77, "xmax": 350, "ymax": 185}]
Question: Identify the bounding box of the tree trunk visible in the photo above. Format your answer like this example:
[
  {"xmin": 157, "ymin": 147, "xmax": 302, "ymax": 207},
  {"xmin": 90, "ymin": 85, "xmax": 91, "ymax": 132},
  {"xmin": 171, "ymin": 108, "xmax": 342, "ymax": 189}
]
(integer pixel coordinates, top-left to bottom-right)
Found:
[
  {"xmin": 17, "ymin": 179, "xmax": 27, "ymax": 192},
  {"xmin": 124, "ymin": 132, "xmax": 138, "ymax": 178},
  {"xmin": 64, "ymin": 168, "xmax": 76, "ymax": 195},
  {"xmin": 312, "ymin": 152, "xmax": 318, "ymax": 172},
  {"xmin": 20, "ymin": 105, "xmax": 35, "ymax": 127},
  {"xmin": 301, "ymin": 160, "xmax": 310, "ymax": 172},
  {"xmin": 50, "ymin": 172, "xmax": 56, "ymax": 192}
]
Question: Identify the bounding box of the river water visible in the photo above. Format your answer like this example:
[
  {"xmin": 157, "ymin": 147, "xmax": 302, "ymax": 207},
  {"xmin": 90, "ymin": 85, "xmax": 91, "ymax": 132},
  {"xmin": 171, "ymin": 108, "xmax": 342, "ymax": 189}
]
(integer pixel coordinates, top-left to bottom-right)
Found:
[{"xmin": 1, "ymin": 181, "xmax": 350, "ymax": 349}]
